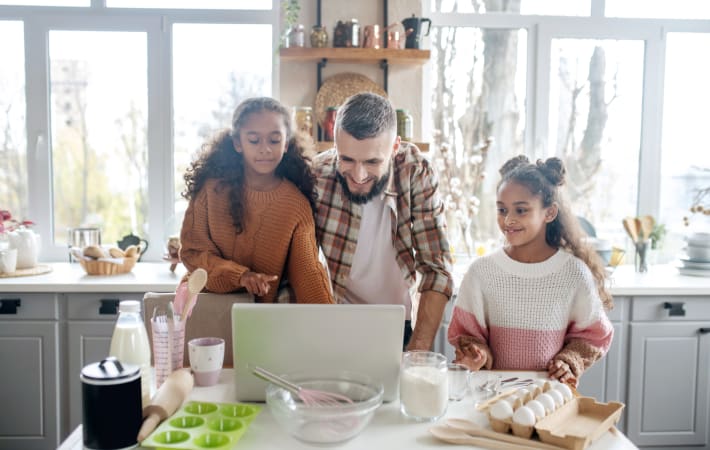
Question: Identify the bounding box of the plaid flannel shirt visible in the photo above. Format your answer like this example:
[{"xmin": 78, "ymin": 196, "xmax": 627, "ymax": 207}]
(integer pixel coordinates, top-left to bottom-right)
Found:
[{"xmin": 313, "ymin": 142, "xmax": 454, "ymax": 304}]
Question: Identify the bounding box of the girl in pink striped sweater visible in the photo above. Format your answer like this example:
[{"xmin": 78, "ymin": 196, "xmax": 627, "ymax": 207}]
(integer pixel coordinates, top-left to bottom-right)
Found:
[{"xmin": 447, "ymin": 156, "xmax": 613, "ymax": 386}]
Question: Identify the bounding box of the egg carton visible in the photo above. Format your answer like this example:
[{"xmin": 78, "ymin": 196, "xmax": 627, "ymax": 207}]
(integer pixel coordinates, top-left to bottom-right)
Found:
[
  {"xmin": 480, "ymin": 381, "xmax": 624, "ymax": 450},
  {"xmin": 141, "ymin": 401, "xmax": 261, "ymax": 449}
]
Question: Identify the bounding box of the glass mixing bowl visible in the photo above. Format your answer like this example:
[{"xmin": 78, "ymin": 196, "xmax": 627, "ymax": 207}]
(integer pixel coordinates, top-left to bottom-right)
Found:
[{"xmin": 265, "ymin": 371, "xmax": 384, "ymax": 445}]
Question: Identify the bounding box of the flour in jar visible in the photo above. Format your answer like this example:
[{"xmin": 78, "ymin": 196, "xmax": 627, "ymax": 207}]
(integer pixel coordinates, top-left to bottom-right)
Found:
[{"xmin": 400, "ymin": 365, "xmax": 448, "ymax": 419}]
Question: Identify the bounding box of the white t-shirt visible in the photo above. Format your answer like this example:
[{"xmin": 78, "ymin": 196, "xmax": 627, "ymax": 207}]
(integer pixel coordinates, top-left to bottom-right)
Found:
[{"xmin": 344, "ymin": 195, "xmax": 412, "ymax": 319}]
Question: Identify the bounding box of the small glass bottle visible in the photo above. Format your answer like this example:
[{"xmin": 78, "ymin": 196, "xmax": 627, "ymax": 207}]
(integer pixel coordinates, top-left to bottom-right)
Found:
[
  {"xmin": 396, "ymin": 109, "xmax": 413, "ymax": 141},
  {"xmin": 323, "ymin": 106, "xmax": 338, "ymax": 142},
  {"xmin": 293, "ymin": 106, "xmax": 314, "ymax": 139},
  {"xmin": 109, "ymin": 300, "xmax": 152, "ymax": 408}
]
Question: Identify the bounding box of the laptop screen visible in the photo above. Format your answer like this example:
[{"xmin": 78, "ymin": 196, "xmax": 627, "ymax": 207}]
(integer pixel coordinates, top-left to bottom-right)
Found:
[{"xmin": 231, "ymin": 303, "xmax": 405, "ymax": 402}]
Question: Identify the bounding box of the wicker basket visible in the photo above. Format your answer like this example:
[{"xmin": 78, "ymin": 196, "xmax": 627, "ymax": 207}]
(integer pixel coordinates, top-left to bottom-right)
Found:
[{"xmin": 79, "ymin": 255, "xmax": 139, "ymax": 275}]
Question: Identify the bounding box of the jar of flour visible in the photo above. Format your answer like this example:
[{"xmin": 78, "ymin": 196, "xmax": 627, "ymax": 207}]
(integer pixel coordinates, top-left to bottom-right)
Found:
[{"xmin": 399, "ymin": 351, "xmax": 448, "ymax": 421}]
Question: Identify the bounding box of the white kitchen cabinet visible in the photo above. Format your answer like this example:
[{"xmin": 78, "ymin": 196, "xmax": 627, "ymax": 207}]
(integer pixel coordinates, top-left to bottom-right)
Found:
[
  {"xmin": 65, "ymin": 293, "xmax": 143, "ymax": 433},
  {"xmin": 0, "ymin": 294, "xmax": 61, "ymax": 450},
  {"xmin": 577, "ymin": 297, "xmax": 629, "ymax": 432},
  {"xmin": 626, "ymin": 296, "xmax": 710, "ymax": 449}
]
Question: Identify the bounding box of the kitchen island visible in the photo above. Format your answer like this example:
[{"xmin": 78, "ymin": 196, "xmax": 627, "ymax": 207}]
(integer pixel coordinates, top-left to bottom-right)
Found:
[{"xmin": 57, "ymin": 369, "xmax": 637, "ymax": 450}]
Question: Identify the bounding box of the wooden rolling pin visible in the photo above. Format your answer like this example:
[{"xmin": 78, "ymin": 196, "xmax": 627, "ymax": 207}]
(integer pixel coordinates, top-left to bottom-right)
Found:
[{"xmin": 137, "ymin": 368, "xmax": 194, "ymax": 441}]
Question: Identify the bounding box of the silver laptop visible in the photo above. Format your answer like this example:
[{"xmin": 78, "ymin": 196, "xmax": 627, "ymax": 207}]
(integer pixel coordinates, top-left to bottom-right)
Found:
[{"xmin": 231, "ymin": 303, "xmax": 405, "ymax": 402}]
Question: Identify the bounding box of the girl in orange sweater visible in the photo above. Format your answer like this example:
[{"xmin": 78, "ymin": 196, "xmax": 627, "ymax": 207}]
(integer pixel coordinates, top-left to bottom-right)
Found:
[{"xmin": 179, "ymin": 97, "xmax": 334, "ymax": 304}]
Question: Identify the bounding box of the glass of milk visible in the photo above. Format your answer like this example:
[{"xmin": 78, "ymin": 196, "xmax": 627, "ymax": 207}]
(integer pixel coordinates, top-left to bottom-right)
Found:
[{"xmin": 400, "ymin": 351, "xmax": 448, "ymax": 421}]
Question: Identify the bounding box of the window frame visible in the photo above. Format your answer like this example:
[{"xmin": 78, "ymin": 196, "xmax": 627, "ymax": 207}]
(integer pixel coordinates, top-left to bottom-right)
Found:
[{"xmin": 1, "ymin": 2, "xmax": 279, "ymax": 261}]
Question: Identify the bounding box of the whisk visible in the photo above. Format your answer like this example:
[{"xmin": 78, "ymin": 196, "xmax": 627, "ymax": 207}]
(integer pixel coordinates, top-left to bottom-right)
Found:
[{"xmin": 252, "ymin": 366, "xmax": 354, "ymax": 407}]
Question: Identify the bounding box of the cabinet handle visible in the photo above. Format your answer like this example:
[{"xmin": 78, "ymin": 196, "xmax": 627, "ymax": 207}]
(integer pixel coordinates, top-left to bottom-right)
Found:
[
  {"xmin": 699, "ymin": 328, "xmax": 710, "ymax": 335},
  {"xmin": 99, "ymin": 299, "xmax": 120, "ymax": 315},
  {"xmin": 663, "ymin": 301, "xmax": 686, "ymax": 317},
  {"xmin": 0, "ymin": 298, "xmax": 21, "ymax": 314}
]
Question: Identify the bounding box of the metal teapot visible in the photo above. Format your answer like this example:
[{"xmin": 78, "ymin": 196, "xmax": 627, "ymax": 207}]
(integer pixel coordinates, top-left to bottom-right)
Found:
[
  {"xmin": 401, "ymin": 14, "xmax": 432, "ymax": 49},
  {"xmin": 117, "ymin": 233, "xmax": 148, "ymax": 260}
]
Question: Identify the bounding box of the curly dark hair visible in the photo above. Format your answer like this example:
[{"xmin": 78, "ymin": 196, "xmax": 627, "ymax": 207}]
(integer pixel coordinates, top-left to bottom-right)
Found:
[
  {"xmin": 498, "ymin": 155, "xmax": 612, "ymax": 310},
  {"xmin": 182, "ymin": 97, "xmax": 318, "ymax": 234}
]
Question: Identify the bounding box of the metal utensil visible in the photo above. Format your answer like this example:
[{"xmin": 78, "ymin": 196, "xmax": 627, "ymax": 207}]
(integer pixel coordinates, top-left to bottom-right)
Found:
[{"xmin": 252, "ymin": 366, "xmax": 354, "ymax": 407}]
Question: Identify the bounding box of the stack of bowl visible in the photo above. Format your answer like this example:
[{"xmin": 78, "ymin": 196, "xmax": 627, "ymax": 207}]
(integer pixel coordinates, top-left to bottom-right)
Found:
[{"xmin": 678, "ymin": 232, "xmax": 710, "ymax": 276}]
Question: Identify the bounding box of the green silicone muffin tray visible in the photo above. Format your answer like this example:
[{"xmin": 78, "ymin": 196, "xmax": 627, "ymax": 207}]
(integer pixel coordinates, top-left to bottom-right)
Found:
[{"xmin": 141, "ymin": 401, "xmax": 261, "ymax": 449}]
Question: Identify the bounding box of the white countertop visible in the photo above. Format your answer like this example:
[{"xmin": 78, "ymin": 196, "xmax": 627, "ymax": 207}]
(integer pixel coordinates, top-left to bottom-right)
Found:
[
  {"xmin": 0, "ymin": 262, "xmax": 187, "ymax": 293},
  {"xmin": 0, "ymin": 262, "xmax": 709, "ymax": 297},
  {"xmin": 58, "ymin": 369, "xmax": 637, "ymax": 450}
]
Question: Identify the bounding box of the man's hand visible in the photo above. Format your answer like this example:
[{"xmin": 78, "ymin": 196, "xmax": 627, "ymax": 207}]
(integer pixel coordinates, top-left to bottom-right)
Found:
[
  {"xmin": 239, "ymin": 271, "xmax": 278, "ymax": 296},
  {"xmin": 405, "ymin": 291, "xmax": 448, "ymax": 351}
]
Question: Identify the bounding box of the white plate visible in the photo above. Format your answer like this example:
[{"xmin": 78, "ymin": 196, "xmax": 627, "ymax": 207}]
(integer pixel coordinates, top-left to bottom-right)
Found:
[
  {"xmin": 678, "ymin": 267, "xmax": 710, "ymax": 277},
  {"xmin": 686, "ymin": 238, "xmax": 710, "ymax": 248},
  {"xmin": 683, "ymin": 246, "xmax": 710, "ymax": 261},
  {"xmin": 679, "ymin": 258, "xmax": 710, "ymax": 270}
]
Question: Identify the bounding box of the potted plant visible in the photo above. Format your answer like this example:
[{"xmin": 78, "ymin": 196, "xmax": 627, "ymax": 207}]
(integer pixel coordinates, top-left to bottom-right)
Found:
[{"xmin": 281, "ymin": 0, "xmax": 302, "ymax": 48}]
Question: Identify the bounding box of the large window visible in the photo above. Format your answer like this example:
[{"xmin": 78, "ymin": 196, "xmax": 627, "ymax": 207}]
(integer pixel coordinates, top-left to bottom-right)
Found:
[
  {"xmin": 49, "ymin": 30, "xmax": 148, "ymax": 247},
  {"xmin": 430, "ymin": 1, "xmax": 709, "ymax": 263},
  {"xmin": 0, "ymin": 21, "xmax": 27, "ymax": 221},
  {"xmin": 2, "ymin": 6, "xmax": 276, "ymax": 261}
]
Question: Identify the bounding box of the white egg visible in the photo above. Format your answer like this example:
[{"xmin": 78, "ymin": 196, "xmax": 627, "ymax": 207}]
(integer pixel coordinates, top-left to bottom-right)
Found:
[
  {"xmin": 536, "ymin": 393, "xmax": 556, "ymax": 414},
  {"xmin": 512, "ymin": 405, "xmax": 536, "ymax": 426},
  {"xmin": 525, "ymin": 399, "xmax": 546, "ymax": 420},
  {"xmin": 547, "ymin": 389, "xmax": 564, "ymax": 407},
  {"xmin": 516, "ymin": 388, "xmax": 532, "ymax": 401},
  {"xmin": 502, "ymin": 395, "xmax": 518, "ymax": 406},
  {"xmin": 533, "ymin": 379, "xmax": 550, "ymax": 391},
  {"xmin": 555, "ymin": 383, "xmax": 574, "ymax": 402},
  {"xmin": 490, "ymin": 400, "xmax": 514, "ymax": 420}
]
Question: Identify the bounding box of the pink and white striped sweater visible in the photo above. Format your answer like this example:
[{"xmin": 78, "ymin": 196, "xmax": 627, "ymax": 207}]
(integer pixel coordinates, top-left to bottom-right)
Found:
[{"xmin": 448, "ymin": 249, "xmax": 613, "ymax": 374}]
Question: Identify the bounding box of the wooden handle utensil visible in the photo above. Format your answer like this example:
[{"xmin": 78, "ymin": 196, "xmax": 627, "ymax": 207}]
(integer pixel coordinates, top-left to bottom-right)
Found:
[
  {"xmin": 622, "ymin": 217, "xmax": 639, "ymax": 243},
  {"xmin": 430, "ymin": 425, "xmax": 535, "ymax": 450},
  {"xmin": 446, "ymin": 418, "xmax": 565, "ymax": 450},
  {"xmin": 137, "ymin": 368, "xmax": 194, "ymax": 441}
]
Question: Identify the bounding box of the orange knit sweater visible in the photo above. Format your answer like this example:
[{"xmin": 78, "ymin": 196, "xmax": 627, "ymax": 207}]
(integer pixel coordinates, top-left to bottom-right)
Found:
[{"xmin": 180, "ymin": 178, "xmax": 334, "ymax": 304}]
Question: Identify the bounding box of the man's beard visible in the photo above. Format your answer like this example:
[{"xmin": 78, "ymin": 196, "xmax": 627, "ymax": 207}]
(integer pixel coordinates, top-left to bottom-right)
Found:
[{"xmin": 336, "ymin": 170, "xmax": 391, "ymax": 205}]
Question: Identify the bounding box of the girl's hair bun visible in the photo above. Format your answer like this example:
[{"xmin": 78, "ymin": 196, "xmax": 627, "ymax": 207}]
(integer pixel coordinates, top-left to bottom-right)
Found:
[
  {"xmin": 536, "ymin": 157, "xmax": 566, "ymax": 186},
  {"xmin": 499, "ymin": 154, "xmax": 530, "ymax": 177}
]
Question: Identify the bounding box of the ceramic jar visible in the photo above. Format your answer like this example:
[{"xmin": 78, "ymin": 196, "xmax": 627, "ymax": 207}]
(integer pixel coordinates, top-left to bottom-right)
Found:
[{"xmin": 8, "ymin": 228, "xmax": 39, "ymax": 269}]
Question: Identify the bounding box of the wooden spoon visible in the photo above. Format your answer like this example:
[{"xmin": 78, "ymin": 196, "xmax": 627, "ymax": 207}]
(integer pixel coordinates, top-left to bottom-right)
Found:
[
  {"xmin": 429, "ymin": 425, "xmax": 533, "ymax": 450},
  {"xmin": 622, "ymin": 217, "xmax": 639, "ymax": 243},
  {"xmin": 640, "ymin": 215, "xmax": 655, "ymax": 241},
  {"xmin": 183, "ymin": 268, "xmax": 208, "ymax": 319},
  {"xmin": 446, "ymin": 418, "xmax": 564, "ymax": 450}
]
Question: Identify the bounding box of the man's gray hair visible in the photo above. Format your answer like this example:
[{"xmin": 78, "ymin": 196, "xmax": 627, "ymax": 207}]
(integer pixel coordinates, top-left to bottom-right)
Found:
[{"xmin": 335, "ymin": 92, "xmax": 397, "ymax": 140}]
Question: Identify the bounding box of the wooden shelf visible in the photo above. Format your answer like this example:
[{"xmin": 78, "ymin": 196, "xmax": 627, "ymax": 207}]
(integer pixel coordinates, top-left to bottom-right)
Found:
[
  {"xmin": 315, "ymin": 141, "xmax": 429, "ymax": 153},
  {"xmin": 280, "ymin": 48, "xmax": 431, "ymax": 65}
]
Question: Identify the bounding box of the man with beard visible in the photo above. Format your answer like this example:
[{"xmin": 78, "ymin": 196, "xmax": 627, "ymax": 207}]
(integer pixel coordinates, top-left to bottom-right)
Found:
[{"xmin": 312, "ymin": 92, "xmax": 453, "ymax": 350}]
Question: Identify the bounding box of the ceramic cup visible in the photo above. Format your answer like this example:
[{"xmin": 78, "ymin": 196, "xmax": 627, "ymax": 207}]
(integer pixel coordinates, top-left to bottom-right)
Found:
[{"xmin": 188, "ymin": 337, "xmax": 225, "ymax": 386}]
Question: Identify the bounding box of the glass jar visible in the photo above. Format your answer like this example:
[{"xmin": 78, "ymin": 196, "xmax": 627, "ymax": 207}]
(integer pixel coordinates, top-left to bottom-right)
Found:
[
  {"xmin": 396, "ymin": 109, "xmax": 413, "ymax": 141},
  {"xmin": 310, "ymin": 25, "xmax": 328, "ymax": 48},
  {"xmin": 323, "ymin": 106, "xmax": 338, "ymax": 141},
  {"xmin": 293, "ymin": 106, "xmax": 314, "ymax": 138},
  {"xmin": 399, "ymin": 351, "xmax": 448, "ymax": 421},
  {"xmin": 288, "ymin": 24, "xmax": 305, "ymax": 48}
]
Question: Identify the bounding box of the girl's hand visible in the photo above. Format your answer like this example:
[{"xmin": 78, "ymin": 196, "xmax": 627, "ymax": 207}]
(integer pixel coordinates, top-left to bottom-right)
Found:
[
  {"xmin": 239, "ymin": 271, "xmax": 278, "ymax": 296},
  {"xmin": 547, "ymin": 359, "xmax": 577, "ymax": 386},
  {"xmin": 454, "ymin": 342, "xmax": 487, "ymax": 371}
]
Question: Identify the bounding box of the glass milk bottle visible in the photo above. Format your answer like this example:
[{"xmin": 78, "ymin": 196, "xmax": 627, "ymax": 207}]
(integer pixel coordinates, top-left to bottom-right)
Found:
[{"xmin": 109, "ymin": 300, "xmax": 152, "ymax": 408}]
